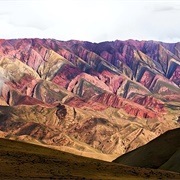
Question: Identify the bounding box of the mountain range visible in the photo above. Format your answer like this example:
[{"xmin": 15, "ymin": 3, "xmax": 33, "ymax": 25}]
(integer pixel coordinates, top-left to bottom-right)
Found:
[{"xmin": 0, "ymin": 38, "xmax": 180, "ymax": 162}]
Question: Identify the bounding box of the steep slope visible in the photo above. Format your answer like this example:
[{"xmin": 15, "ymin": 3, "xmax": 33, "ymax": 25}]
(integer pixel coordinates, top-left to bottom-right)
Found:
[{"xmin": 113, "ymin": 128, "xmax": 180, "ymax": 173}]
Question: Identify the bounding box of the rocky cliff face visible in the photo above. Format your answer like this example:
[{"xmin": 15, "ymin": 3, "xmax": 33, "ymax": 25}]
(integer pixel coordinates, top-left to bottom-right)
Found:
[{"xmin": 0, "ymin": 38, "xmax": 180, "ymax": 160}]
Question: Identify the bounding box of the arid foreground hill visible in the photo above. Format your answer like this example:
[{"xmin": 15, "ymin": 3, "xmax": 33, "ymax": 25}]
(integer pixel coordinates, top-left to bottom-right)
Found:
[
  {"xmin": 0, "ymin": 138, "xmax": 180, "ymax": 179},
  {"xmin": 0, "ymin": 39, "xmax": 180, "ymax": 160}
]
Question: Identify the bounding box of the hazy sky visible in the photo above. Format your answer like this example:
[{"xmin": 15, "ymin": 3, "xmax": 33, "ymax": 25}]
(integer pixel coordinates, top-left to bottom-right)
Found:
[{"xmin": 0, "ymin": 0, "xmax": 180, "ymax": 43}]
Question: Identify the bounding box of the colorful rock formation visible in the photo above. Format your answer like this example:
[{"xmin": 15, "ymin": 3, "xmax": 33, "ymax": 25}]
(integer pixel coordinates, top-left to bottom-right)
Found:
[{"xmin": 0, "ymin": 38, "xmax": 180, "ymax": 159}]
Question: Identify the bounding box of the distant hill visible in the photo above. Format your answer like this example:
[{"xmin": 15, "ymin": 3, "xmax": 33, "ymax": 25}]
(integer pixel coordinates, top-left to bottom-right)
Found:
[{"xmin": 114, "ymin": 128, "xmax": 180, "ymax": 173}]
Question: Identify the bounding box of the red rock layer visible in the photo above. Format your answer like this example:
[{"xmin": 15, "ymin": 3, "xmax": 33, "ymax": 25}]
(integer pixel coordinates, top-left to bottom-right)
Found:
[
  {"xmin": 91, "ymin": 93, "xmax": 161, "ymax": 119},
  {"xmin": 131, "ymin": 95, "xmax": 166, "ymax": 113}
]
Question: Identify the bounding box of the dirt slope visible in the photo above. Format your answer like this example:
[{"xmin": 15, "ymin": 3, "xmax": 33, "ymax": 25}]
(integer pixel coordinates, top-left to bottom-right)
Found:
[{"xmin": 114, "ymin": 128, "xmax": 180, "ymax": 173}]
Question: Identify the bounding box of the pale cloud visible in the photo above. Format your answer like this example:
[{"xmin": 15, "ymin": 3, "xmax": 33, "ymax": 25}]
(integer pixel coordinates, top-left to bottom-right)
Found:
[
  {"xmin": 154, "ymin": 6, "xmax": 177, "ymax": 12},
  {"xmin": 0, "ymin": 0, "xmax": 180, "ymax": 43}
]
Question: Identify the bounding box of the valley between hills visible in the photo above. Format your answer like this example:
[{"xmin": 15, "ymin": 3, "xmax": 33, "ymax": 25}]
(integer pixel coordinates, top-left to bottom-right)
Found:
[{"xmin": 0, "ymin": 38, "xmax": 180, "ymax": 179}]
